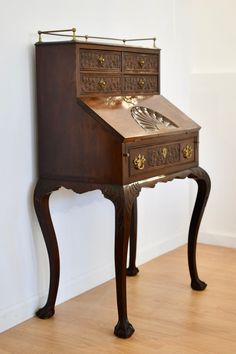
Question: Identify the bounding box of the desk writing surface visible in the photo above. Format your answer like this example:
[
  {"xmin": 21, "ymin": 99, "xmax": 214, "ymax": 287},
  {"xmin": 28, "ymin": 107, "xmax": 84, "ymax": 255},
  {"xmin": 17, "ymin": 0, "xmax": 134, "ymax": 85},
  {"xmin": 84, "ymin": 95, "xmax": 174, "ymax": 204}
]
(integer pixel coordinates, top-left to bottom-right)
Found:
[{"xmin": 79, "ymin": 94, "xmax": 200, "ymax": 141}]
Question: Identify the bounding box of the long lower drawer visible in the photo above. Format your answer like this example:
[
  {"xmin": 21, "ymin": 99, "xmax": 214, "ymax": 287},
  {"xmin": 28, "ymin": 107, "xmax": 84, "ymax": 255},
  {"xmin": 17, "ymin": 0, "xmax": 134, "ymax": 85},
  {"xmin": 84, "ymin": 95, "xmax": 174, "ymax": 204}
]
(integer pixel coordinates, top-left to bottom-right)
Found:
[{"xmin": 128, "ymin": 138, "xmax": 196, "ymax": 178}]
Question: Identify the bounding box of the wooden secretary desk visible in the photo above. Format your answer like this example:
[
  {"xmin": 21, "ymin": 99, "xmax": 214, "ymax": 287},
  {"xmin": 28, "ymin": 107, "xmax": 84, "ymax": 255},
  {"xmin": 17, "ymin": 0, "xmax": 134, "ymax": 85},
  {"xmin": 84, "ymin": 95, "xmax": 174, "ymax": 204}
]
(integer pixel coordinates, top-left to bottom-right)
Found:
[{"xmin": 34, "ymin": 29, "xmax": 211, "ymax": 338}]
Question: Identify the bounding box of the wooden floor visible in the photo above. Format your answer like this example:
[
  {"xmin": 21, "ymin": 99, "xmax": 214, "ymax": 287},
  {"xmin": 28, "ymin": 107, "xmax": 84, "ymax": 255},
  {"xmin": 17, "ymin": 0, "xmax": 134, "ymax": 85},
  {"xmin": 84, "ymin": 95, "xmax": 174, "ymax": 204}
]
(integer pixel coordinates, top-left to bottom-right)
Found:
[{"xmin": 1, "ymin": 244, "xmax": 236, "ymax": 354}]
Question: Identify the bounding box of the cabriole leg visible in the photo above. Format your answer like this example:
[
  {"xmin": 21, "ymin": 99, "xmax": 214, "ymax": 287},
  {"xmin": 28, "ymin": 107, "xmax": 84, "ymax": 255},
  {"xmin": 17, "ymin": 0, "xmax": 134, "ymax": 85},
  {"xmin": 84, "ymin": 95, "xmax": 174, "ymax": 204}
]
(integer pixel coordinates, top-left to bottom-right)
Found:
[
  {"xmin": 188, "ymin": 167, "xmax": 211, "ymax": 290},
  {"xmin": 102, "ymin": 183, "xmax": 141, "ymax": 338},
  {"xmin": 127, "ymin": 198, "xmax": 139, "ymax": 276},
  {"xmin": 34, "ymin": 180, "xmax": 60, "ymax": 318}
]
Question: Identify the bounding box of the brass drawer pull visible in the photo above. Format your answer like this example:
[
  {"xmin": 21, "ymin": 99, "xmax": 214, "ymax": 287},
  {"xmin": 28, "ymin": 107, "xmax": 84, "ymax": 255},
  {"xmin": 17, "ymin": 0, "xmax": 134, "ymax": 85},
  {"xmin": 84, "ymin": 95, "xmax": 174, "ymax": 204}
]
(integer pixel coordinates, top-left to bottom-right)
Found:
[
  {"xmin": 133, "ymin": 154, "xmax": 146, "ymax": 170},
  {"xmin": 98, "ymin": 79, "xmax": 106, "ymax": 88},
  {"xmin": 138, "ymin": 58, "xmax": 145, "ymax": 68},
  {"xmin": 138, "ymin": 79, "xmax": 145, "ymax": 88},
  {"xmin": 97, "ymin": 55, "xmax": 105, "ymax": 66},
  {"xmin": 183, "ymin": 144, "xmax": 193, "ymax": 159}
]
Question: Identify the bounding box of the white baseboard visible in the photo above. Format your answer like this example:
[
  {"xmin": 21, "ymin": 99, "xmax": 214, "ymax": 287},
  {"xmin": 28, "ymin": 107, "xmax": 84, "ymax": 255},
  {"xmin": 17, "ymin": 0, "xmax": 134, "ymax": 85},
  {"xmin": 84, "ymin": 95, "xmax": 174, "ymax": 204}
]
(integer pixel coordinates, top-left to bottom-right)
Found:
[
  {"xmin": 137, "ymin": 232, "xmax": 187, "ymax": 266},
  {"xmin": 0, "ymin": 262, "xmax": 115, "ymax": 334},
  {"xmin": 0, "ymin": 296, "xmax": 39, "ymax": 333},
  {"xmin": 0, "ymin": 233, "xmax": 186, "ymax": 334},
  {"xmin": 199, "ymin": 231, "xmax": 236, "ymax": 248}
]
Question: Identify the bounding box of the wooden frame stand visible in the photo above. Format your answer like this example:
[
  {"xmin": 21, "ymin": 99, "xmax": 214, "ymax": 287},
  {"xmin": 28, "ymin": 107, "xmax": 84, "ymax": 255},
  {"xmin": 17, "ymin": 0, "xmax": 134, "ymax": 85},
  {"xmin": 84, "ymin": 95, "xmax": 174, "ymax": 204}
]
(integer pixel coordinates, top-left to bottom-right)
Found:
[{"xmin": 34, "ymin": 167, "xmax": 210, "ymax": 338}]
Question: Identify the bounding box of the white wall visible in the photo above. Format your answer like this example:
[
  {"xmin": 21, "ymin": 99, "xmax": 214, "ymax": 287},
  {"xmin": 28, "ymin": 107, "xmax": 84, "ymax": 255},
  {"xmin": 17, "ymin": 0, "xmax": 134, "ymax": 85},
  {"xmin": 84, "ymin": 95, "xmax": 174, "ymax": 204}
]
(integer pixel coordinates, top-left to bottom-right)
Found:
[
  {"xmin": 190, "ymin": 0, "xmax": 236, "ymax": 247},
  {"xmin": 0, "ymin": 0, "xmax": 193, "ymax": 332}
]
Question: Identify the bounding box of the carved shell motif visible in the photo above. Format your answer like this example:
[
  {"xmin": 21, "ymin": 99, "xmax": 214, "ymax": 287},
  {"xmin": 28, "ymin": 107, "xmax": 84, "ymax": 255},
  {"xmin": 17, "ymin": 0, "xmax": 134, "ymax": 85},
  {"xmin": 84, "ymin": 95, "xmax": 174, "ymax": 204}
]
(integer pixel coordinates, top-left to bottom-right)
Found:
[{"xmin": 131, "ymin": 106, "xmax": 178, "ymax": 132}]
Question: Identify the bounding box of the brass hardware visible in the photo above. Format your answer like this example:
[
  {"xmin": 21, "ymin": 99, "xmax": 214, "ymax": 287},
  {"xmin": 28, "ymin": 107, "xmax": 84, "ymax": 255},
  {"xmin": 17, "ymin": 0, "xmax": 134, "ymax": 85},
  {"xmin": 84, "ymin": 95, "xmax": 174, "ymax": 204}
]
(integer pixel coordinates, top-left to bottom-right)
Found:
[
  {"xmin": 98, "ymin": 79, "xmax": 106, "ymax": 88},
  {"xmin": 72, "ymin": 27, "xmax": 76, "ymax": 41},
  {"xmin": 37, "ymin": 28, "xmax": 157, "ymax": 47},
  {"xmin": 37, "ymin": 28, "xmax": 77, "ymax": 42},
  {"xmin": 122, "ymin": 96, "xmax": 137, "ymax": 105},
  {"xmin": 123, "ymin": 152, "xmax": 130, "ymax": 157},
  {"xmin": 98, "ymin": 55, "xmax": 105, "ymax": 66},
  {"xmin": 124, "ymin": 37, "xmax": 157, "ymax": 46},
  {"xmin": 153, "ymin": 37, "xmax": 156, "ymax": 48},
  {"xmin": 133, "ymin": 154, "xmax": 146, "ymax": 170},
  {"xmin": 183, "ymin": 145, "xmax": 193, "ymax": 159},
  {"xmin": 38, "ymin": 31, "xmax": 42, "ymax": 42},
  {"xmin": 138, "ymin": 59, "xmax": 145, "ymax": 68},
  {"xmin": 162, "ymin": 147, "xmax": 168, "ymax": 158},
  {"xmin": 138, "ymin": 79, "xmax": 145, "ymax": 89}
]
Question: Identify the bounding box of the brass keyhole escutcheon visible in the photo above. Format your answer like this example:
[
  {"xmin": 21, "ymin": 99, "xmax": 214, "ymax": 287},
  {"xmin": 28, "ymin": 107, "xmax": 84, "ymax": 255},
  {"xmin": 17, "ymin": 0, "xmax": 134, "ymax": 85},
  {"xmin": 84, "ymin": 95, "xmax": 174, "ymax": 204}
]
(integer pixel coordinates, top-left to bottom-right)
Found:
[
  {"xmin": 133, "ymin": 154, "xmax": 146, "ymax": 170},
  {"xmin": 98, "ymin": 55, "xmax": 105, "ymax": 66},
  {"xmin": 162, "ymin": 147, "xmax": 168, "ymax": 159},
  {"xmin": 98, "ymin": 79, "xmax": 106, "ymax": 88},
  {"xmin": 183, "ymin": 144, "xmax": 193, "ymax": 159},
  {"xmin": 138, "ymin": 58, "xmax": 145, "ymax": 68},
  {"xmin": 138, "ymin": 79, "xmax": 145, "ymax": 89}
]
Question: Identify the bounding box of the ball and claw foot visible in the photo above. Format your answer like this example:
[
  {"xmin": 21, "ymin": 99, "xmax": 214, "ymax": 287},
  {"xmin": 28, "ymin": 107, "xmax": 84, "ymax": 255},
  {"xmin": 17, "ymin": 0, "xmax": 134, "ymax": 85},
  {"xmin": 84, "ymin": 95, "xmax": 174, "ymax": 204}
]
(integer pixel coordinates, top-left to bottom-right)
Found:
[
  {"xmin": 191, "ymin": 279, "xmax": 207, "ymax": 291},
  {"xmin": 126, "ymin": 266, "xmax": 139, "ymax": 276},
  {"xmin": 114, "ymin": 319, "xmax": 135, "ymax": 338},
  {"xmin": 36, "ymin": 306, "xmax": 55, "ymax": 319}
]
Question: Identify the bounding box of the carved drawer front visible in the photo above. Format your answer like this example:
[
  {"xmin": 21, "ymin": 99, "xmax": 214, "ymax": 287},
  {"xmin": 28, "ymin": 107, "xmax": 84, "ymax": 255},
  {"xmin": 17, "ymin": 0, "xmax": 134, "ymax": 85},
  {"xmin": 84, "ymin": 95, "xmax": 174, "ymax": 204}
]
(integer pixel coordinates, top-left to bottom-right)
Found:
[
  {"xmin": 123, "ymin": 52, "xmax": 158, "ymax": 72},
  {"xmin": 80, "ymin": 49, "xmax": 121, "ymax": 71},
  {"xmin": 123, "ymin": 75, "xmax": 158, "ymax": 93},
  {"xmin": 129, "ymin": 139, "xmax": 195, "ymax": 176},
  {"xmin": 80, "ymin": 74, "xmax": 122, "ymax": 94}
]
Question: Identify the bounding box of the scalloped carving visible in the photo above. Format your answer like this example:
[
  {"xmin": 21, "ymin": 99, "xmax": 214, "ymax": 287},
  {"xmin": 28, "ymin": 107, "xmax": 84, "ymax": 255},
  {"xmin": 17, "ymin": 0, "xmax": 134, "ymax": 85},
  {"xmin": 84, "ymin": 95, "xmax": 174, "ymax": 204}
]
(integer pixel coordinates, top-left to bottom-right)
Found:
[{"xmin": 131, "ymin": 106, "xmax": 178, "ymax": 132}]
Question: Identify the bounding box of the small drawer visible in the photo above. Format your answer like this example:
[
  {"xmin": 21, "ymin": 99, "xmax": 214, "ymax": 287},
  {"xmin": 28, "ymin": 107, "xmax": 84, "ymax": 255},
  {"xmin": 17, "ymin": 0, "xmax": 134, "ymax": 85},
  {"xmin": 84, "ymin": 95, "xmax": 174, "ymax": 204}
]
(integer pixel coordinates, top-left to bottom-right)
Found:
[
  {"xmin": 123, "ymin": 52, "xmax": 159, "ymax": 72},
  {"xmin": 80, "ymin": 74, "xmax": 122, "ymax": 94},
  {"xmin": 123, "ymin": 75, "xmax": 158, "ymax": 93},
  {"xmin": 80, "ymin": 49, "xmax": 121, "ymax": 72},
  {"xmin": 129, "ymin": 139, "xmax": 195, "ymax": 177}
]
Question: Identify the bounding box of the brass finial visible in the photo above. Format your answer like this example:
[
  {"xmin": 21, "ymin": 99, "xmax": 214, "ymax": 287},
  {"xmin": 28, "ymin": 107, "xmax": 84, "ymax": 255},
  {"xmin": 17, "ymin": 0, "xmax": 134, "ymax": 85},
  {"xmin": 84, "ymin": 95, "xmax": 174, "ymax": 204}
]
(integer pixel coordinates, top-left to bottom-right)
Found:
[
  {"xmin": 72, "ymin": 28, "xmax": 76, "ymax": 41},
  {"xmin": 38, "ymin": 30, "xmax": 42, "ymax": 42},
  {"xmin": 153, "ymin": 37, "xmax": 156, "ymax": 48}
]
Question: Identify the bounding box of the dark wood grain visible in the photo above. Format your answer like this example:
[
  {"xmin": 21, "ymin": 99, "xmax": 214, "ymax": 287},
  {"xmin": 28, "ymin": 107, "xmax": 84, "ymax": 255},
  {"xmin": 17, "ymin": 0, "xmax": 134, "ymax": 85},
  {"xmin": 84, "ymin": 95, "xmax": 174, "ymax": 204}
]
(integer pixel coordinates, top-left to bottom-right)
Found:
[
  {"xmin": 34, "ymin": 180, "xmax": 61, "ymax": 319},
  {"xmin": 188, "ymin": 167, "xmax": 211, "ymax": 290},
  {"xmin": 102, "ymin": 183, "xmax": 141, "ymax": 338},
  {"xmin": 34, "ymin": 39, "xmax": 211, "ymax": 338},
  {"xmin": 127, "ymin": 199, "xmax": 139, "ymax": 276}
]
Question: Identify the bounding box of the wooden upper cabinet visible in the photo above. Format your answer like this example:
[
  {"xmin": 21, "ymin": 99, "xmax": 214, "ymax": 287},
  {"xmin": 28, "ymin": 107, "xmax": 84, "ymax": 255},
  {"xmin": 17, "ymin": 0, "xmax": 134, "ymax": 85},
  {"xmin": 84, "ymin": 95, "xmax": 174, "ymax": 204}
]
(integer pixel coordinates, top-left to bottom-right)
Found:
[
  {"xmin": 76, "ymin": 43, "xmax": 160, "ymax": 96},
  {"xmin": 36, "ymin": 41, "xmax": 199, "ymax": 184}
]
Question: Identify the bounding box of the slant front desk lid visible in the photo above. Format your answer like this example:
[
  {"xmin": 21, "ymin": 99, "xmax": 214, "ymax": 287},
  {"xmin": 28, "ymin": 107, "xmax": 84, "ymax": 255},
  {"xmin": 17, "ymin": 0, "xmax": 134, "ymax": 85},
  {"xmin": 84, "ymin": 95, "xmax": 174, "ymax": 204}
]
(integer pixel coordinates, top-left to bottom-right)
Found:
[{"xmin": 79, "ymin": 95, "xmax": 200, "ymax": 141}]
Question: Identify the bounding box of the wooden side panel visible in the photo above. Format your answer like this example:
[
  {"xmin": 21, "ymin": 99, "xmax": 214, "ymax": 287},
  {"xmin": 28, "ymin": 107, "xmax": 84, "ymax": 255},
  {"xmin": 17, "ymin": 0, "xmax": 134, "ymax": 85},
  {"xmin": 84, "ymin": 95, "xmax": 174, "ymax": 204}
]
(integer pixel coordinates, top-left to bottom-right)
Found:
[{"xmin": 36, "ymin": 43, "xmax": 123, "ymax": 184}]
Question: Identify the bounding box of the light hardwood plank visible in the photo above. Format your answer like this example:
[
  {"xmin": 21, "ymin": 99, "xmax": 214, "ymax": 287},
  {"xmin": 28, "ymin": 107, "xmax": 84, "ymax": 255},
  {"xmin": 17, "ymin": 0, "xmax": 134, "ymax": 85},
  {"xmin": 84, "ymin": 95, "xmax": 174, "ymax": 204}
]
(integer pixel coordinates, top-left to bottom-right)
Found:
[{"xmin": 1, "ymin": 244, "xmax": 236, "ymax": 353}]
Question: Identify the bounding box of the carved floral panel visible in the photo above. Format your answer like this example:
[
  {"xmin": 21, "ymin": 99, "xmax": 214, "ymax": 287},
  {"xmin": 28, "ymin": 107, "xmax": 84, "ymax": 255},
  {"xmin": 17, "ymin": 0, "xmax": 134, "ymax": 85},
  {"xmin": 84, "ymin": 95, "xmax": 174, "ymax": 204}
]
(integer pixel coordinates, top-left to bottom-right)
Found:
[{"xmin": 147, "ymin": 144, "xmax": 180, "ymax": 167}]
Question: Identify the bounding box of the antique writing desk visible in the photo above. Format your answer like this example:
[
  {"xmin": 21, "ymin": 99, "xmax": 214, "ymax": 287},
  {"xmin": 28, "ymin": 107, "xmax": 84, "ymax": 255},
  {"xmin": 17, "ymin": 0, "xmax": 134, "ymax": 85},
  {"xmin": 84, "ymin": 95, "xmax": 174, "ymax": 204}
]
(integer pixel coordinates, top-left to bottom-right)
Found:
[{"xmin": 34, "ymin": 29, "xmax": 211, "ymax": 338}]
